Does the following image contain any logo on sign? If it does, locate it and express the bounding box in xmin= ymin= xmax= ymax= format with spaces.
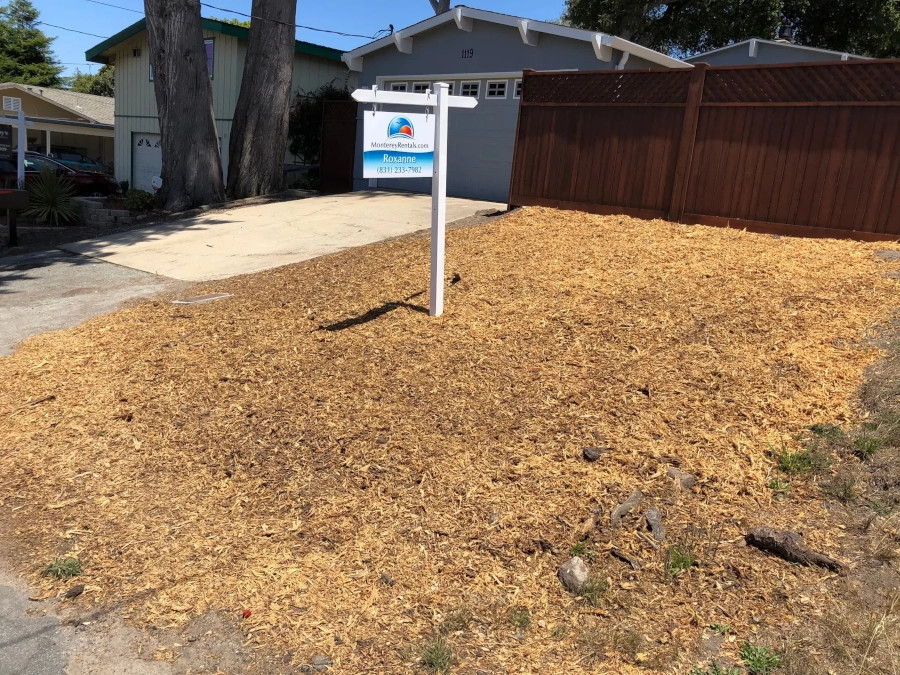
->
xmin=387 ymin=116 xmax=415 ymax=140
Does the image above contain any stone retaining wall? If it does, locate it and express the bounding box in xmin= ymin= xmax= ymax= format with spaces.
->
xmin=75 ymin=198 xmax=136 ymax=229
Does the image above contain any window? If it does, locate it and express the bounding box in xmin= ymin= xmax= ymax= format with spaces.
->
xmin=389 ymin=82 xmax=408 ymax=92
xmin=412 ymin=82 xmax=430 ymax=93
xmin=514 ymin=79 xmax=522 ymax=99
xmin=205 ymin=38 xmax=214 ymax=78
xmin=2 ymin=96 xmax=21 ymax=111
xmin=486 ymin=80 xmax=507 ymax=99
xmin=24 ymin=155 xmax=65 ymax=172
xmin=151 ymin=39 xmax=213 ymax=81
xmin=460 ymin=81 xmax=480 ymax=98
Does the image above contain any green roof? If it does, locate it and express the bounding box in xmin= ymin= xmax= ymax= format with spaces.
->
xmin=86 ymin=18 xmax=343 ymax=64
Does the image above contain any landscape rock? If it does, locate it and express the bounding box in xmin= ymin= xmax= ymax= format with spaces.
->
xmin=645 ymin=508 xmax=666 ymax=542
xmin=582 ymin=446 xmax=608 ymax=462
xmin=610 ymin=490 xmax=643 ymax=527
xmin=311 ymin=653 xmax=333 ymax=671
xmin=557 ymin=556 xmax=590 ymax=594
xmin=876 ymin=250 xmax=900 ymax=261
xmin=667 ymin=466 xmax=697 ymax=490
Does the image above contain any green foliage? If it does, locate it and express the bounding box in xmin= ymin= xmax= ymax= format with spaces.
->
xmin=709 ymin=623 xmax=731 ymax=635
xmin=853 ymin=432 xmax=881 ymax=459
xmin=563 ymin=0 xmax=900 ymax=58
xmin=509 ymin=606 xmax=532 ymax=630
xmin=23 ymin=166 xmax=78 ymax=225
xmin=421 ymin=635 xmax=452 ymax=672
xmin=208 ymin=15 xmax=251 ymax=28
xmin=740 ymin=643 xmax=783 ymax=674
xmin=287 ymin=80 xmax=353 ymax=164
xmin=0 ymin=0 xmax=63 ymax=86
xmin=579 ymin=575 xmax=608 ymax=606
xmin=665 ymin=542 xmax=697 ymax=576
xmin=69 ymin=64 xmax=114 ymax=97
xmin=42 ymin=557 xmax=82 ymax=579
xmin=768 ymin=477 xmax=791 ymax=492
xmin=775 ymin=445 xmax=830 ymax=474
xmin=807 ymin=423 xmax=846 ymax=443
xmin=124 ymin=188 xmax=157 ymax=212
xmin=689 ymin=663 xmax=742 ymax=675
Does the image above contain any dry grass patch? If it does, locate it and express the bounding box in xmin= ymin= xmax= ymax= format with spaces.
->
xmin=1 ymin=207 xmax=899 ymax=672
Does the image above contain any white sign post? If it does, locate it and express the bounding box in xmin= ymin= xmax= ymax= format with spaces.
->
xmin=352 ymin=84 xmax=477 ymax=317
xmin=0 ymin=108 xmax=32 ymax=186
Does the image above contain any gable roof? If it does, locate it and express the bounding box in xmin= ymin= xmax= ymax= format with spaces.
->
xmin=685 ymin=38 xmax=869 ymax=63
xmin=342 ymin=6 xmax=690 ymax=71
xmin=0 ymin=82 xmax=114 ymax=125
xmin=86 ymin=18 xmax=343 ymax=65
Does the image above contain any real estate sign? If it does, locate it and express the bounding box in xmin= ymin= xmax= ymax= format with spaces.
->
xmin=362 ymin=112 xmax=434 ymax=178
xmin=0 ymin=125 xmax=11 ymax=160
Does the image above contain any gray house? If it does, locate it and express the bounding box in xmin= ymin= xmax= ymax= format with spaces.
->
xmin=686 ymin=38 xmax=868 ymax=66
xmin=342 ymin=7 xmax=689 ymax=202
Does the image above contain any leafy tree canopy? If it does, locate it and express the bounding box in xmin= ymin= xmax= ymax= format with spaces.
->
xmin=0 ymin=0 xmax=63 ymax=86
xmin=69 ymin=64 xmax=114 ymax=97
xmin=208 ymin=15 xmax=251 ymax=28
xmin=563 ymin=0 xmax=900 ymax=57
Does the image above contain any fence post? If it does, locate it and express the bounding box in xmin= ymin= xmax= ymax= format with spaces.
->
xmin=507 ymin=68 xmax=535 ymax=210
xmin=668 ymin=62 xmax=708 ymax=223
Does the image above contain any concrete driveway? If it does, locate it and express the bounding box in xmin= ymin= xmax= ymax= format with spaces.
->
xmin=60 ymin=191 xmax=504 ymax=281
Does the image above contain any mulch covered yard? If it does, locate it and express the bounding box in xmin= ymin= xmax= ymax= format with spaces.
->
xmin=1 ymin=207 xmax=898 ymax=673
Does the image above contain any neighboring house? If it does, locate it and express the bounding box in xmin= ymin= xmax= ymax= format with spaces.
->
xmin=686 ymin=38 xmax=869 ymax=66
xmin=85 ymin=18 xmax=353 ymax=192
xmin=0 ymin=82 xmax=114 ymax=172
xmin=342 ymin=7 xmax=690 ymax=202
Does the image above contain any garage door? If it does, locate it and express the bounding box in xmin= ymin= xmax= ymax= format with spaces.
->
xmin=132 ymin=133 xmax=161 ymax=193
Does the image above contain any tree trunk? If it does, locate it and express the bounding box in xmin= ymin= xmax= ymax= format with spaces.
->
xmin=144 ymin=0 xmax=225 ymax=211
xmin=226 ymin=0 xmax=296 ymax=199
xmin=428 ymin=0 xmax=450 ymax=14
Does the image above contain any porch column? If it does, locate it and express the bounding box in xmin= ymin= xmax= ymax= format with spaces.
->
xmin=45 ymin=129 xmax=51 ymax=155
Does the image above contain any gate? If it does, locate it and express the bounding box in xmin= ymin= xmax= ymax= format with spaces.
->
xmin=320 ymin=100 xmax=358 ymax=194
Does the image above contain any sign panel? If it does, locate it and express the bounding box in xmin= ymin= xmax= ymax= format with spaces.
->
xmin=0 ymin=125 xmax=11 ymax=160
xmin=362 ymin=112 xmax=434 ymax=178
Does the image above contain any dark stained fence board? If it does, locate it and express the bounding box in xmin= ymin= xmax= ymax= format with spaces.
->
xmin=320 ymin=100 xmax=358 ymax=195
xmin=508 ymin=61 xmax=900 ymax=240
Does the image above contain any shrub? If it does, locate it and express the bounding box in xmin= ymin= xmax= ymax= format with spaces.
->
xmin=740 ymin=643 xmax=783 ymax=674
xmin=118 ymin=180 xmax=129 ymax=194
xmin=124 ymin=188 xmax=157 ymax=212
xmin=421 ymin=635 xmax=452 ymax=672
xmin=42 ymin=557 xmax=83 ymax=579
xmin=23 ymin=167 xmax=78 ymax=225
xmin=287 ymin=79 xmax=353 ymax=164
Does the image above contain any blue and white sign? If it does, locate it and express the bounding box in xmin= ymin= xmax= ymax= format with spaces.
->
xmin=362 ymin=111 xmax=434 ymax=178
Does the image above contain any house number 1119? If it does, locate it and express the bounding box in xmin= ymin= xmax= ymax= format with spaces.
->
xmin=461 ymin=48 xmax=474 ymax=59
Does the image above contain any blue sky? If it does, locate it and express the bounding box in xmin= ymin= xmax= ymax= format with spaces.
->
xmin=30 ymin=0 xmax=567 ymax=78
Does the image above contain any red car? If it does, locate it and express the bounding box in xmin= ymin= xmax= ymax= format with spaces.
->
xmin=0 ymin=151 xmax=119 ymax=196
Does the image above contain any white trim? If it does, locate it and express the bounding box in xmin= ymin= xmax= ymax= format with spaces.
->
xmin=685 ymin=37 xmax=869 ymax=62
xmin=388 ymin=81 xmax=408 ymax=92
xmin=485 ymin=79 xmax=508 ymax=99
xmin=412 ymin=81 xmax=431 ymax=93
xmin=841 ymin=53 xmax=849 ymax=61
xmin=616 ymin=52 xmax=630 ymax=70
xmin=393 ymin=31 xmax=413 ymax=54
xmin=517 ymin=20 xmax=540 ymax=47
xmin=453 ymin=6 xmax=473 ymax=32
xmin=459 ymin=80 xmax=480 ymax=99
xmin=376 ymin=71 xmax=523 ymax=85
xmin=513 ymin=78 xmax=522 ymax=99
xmin=341 ymin=7 xmax=691 ymax=71
xmin=748 ymin=38 xmax=758 ymax=58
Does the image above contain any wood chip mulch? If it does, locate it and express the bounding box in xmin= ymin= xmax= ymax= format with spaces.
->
xmin=1 ymin=207 xmax=898 ymax=673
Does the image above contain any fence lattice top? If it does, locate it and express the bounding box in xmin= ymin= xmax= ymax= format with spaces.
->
xmin=522 ymin=70 xmax=693 ymax=105
xmin=703 ymin=62 xmax=900 ymax=103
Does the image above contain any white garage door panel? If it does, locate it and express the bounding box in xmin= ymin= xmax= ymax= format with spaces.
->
xmin=132 ymin=133 xmax=162 ymax=193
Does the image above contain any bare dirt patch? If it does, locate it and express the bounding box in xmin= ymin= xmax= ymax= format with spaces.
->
xmin=1 ymin=207 xmax=900 ymax=673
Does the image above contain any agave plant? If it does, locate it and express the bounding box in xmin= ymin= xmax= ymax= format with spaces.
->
xmin=23 ymin=167 xmax=79 ymax=225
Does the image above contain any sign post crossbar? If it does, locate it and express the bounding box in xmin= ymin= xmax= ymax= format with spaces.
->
xmin=352 ymin=84 xmax=477 ymax=317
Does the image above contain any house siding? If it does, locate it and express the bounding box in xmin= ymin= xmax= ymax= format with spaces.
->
xmin=111 ymin=28 xmax=352 ymax=187
xmin=352 ymin=20 xmax=659 ymax=202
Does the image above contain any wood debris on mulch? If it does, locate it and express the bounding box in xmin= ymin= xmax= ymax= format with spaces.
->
xmin=1 ymin=207 xmax=899 ymax=672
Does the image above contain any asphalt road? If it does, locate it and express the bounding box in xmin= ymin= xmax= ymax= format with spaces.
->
xmin=0 ymin=250 xmax=183 ymax=356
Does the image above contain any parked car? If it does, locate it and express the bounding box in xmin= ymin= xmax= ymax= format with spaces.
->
xmin=0 ymin=152 xmax=119 ymax=196
xmin=48 ymin=149 xmax=109 ymax=174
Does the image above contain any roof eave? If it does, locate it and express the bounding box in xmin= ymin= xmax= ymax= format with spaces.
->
xmin=341 ymin=6 xmax=691 ymax=72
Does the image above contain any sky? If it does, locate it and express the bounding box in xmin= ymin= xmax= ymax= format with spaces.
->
xmin=30 ymin=0 xmax=567 ymax=78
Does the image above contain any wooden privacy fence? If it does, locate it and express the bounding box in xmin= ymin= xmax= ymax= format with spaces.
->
xmin=508 ymin=61 xmax=900 ymax=240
